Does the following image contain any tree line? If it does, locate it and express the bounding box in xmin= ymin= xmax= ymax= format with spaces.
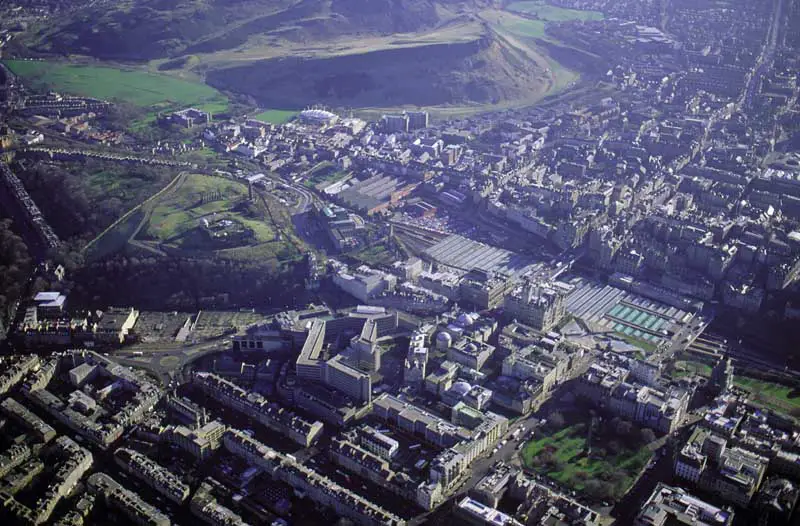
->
xmin=0 ymin=219 xmax=32 ymax=336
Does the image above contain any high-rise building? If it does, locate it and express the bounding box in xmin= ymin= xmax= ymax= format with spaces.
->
xmin=324 ymin=355 xmax=372 ymax=404
xmin=406 ymin=111 xmax=429 ymax=130
xmin=382 ymin=114 xmax=409 ymax=133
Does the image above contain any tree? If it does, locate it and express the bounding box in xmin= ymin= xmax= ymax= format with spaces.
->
xmin=0 ymin=219 xmax=32 ymax=330
xmin=614 ymin=419 xmax=633 ymax=437
xmin=539 ymin=450 xmax=556 ymax=467
xmin=584 ymin=479 xmax=611 ymax=501
xmin=640 ymin=428 xmax=657 ymax=444
xmin=548 ymin=411 xmax=566 ymax=430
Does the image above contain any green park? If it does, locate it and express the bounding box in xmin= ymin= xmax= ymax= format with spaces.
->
xmin=521 ymin=413 xmax=652 ymax=501
xmin=253 ymin=109 xmax=298 ymax=124
xmin=504 ymin=1 xmax=604 ymax=39
xmin=3 ymin=59 xmax=229 ymax=116
xmin=142 ymin=173 xmax=273 ymax=248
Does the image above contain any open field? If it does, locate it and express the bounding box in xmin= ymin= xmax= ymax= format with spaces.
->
xmin=668 ymin=358 xmax=800 ymax=417
xmin=253 ymin=109 xmax=298 ymax=124
xmin=119 ymin=172 xmax=305 ymax=264
xmin=304 ymin=170 xmax=349 ymax=190
xmin=303 ymin=162 xmax=350 ymax=189
xmin=84 ymin=209 xmax=145 ymax=262
xmin=477 ymin=10 xmax=579 ymax=95
xmin=498 ymin=4 xmax=602 ymax=41
xmin=614 ymin=332 xmax=659 ymax=354
xmin=495 ymin=1 xmax=604 ymax=91
xmin=349 ymin=243 xmax=395 ymax=267
xmin=672 ymin=360 xmax=713 ymax=378
xmin=142 ymin=174 xmax=273 ymax=249
xmin=734 ymin=376 xmax=800 ymax=414
xmin=521 ymin=421 xmax=651 ymax=500
xmin=507 ymin=1 xmax=604 ymax=23
xmin=165 ymin=16 xmax=486 ymax=68
xmin=3 ymin=60 xmax=229 ymax=116
xmin=16 ymin=158 xmax=180 ymax=247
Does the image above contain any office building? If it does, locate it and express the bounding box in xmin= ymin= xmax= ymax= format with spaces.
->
xmin=576 ymin=361 xmax=689 ymax=433
xmin=406 ymin=111 xmax=429 ymax=130
xmin=636 ymin=483 xmax=734 ymax=526
xmin=447 ymin=337 xmax=495 ymax=371
xmin=163 ymin=421 xmax=226 ymax=461
xmin=323 ymin=355 xmax=373 ymax=404
xmin=357 ymin=425 xmax=400 ymax=459
xmin=675 ymin=427 xmax=767 ymax=507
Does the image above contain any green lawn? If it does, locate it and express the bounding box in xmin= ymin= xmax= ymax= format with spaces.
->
xmin=144 ymin=174 xmax=273 ymax=246
xmin=502 ymin=1 xmax=604 ymax=42
xmin=351 ymin=243 xmax=393 ymax=266
xmin=304 ymin=161 xmax=350 ymax=189
xmin=85 ymin=209 xmax=145 ymax=262
xmin=253 ymin=109 xmax=297 ymax=124
xmin=178 ymin=147 xmax=219 ymax=160
xmin=507 ymin=1 xmax=604 ymax=22
xmin=3 ymin=59 xmax=229 ymax=115
xmin=672 ymin=360 xmax=713 ymax=378
xmin=521 ymin=423 xmax=651 ymax=500
xmin=614 ymin=332 xmax=659 ymax=354
xmin=734 ymin=376 xmax=800 ymax=414
xmin=503 ymin=18 xmax=549 ymax=38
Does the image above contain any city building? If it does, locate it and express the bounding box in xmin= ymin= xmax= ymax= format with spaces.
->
xmin=357 ymin=425 xmax=400 ymax=459
xmin=504 ymin=281 xmax=568 ymax=332
xmin=447 ymin=337 xmax=495 ymax=371
xmin=191 ymin=481 xmax=250 ymax=526
xmin=576 ymin=361 xmax=689 ymax=433
xmin=470 ymin=462 xmax=517 ymax=508
xmin=455 ymin=496 xmax=523 ymax=526
xmin=636 ymin=483 xmax=734 ymax=526
xmin=0 ymin=397 xmax=57 ymax=443
xmin=115 ymin=448 xmax=190 ymax=504
xmin=94 ymin=307 xmax=139 ymax=344
xmin=333 ymin=265 xmax=397 ymax=303
xmin=675 ymin=427 xmax=768 ymax=507
xmin=33 ymin=291 xmax=67 ymax=318
xmin=87 ymin=472 xmax=170 ymax=526
xmin=223 ymin=429 xmax=405 ymax=526
xmin=323 ymin=354 xmax=373 ymax=404
xmin=192 ymin=372 xmax=323 ymax=447
xmin=163 ymin=420 xmax=226 ymax=461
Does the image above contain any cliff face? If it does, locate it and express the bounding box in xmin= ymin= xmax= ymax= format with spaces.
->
xmin=35 ymin=0 xmax=496 ymax=60
xmin=206 ymin=34 xmax=549 ymax=108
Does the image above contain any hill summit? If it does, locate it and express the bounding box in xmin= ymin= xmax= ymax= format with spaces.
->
xmin=27 ymin=0 xmax=554 ymax=110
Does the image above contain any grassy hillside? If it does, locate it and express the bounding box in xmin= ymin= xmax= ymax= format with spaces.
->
xmin=15 ymin=0 xmax=561 ymax=114
xmin=3 ymin=60 xmax=229 ymax=118
xmin=507 ymin=1 xmax=604 ymax=22
xmin=135 ymin=173 xmax=281 ymax=252
xmin=31 ymin=0 xmax=481 ymax=61
xmin=14 ymin=159 xmax=180 ymax=243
